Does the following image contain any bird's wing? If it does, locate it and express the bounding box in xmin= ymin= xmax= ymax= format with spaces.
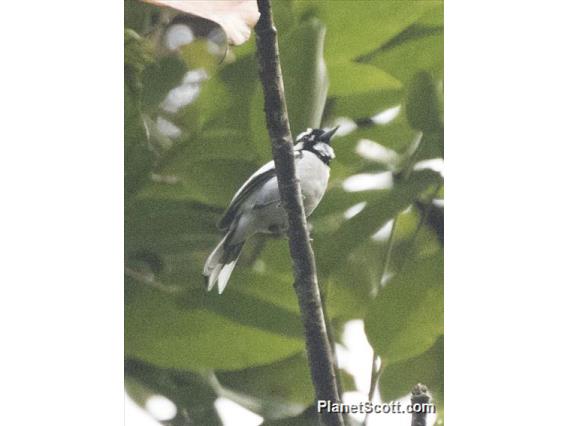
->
xmin=217 ymin=151 xmax=303 ymax=231
xmin=217 ymin=160 xmax=277 ymax=231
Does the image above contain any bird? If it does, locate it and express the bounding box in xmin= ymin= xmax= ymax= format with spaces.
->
xmin=203 ymin=126 xmax=339 ymax=294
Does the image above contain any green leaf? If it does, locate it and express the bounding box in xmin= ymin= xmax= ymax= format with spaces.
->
xmin=125 ymin=198 xmax=221 ymax=254
xmin=295 ymin=1 xmax=439 ymax=63
xmin=414 ymin=129 xmax=444 ymax=162
xmin=329 ymin=88 xmax=403 ymax=122
xmin=272 ymin=0 xmax=297 ymax=37
xmin=261 ymin=406 xmax=319 ymax=426
xmin=217 ymin=352 xmax=313 ymax=419
xmin=125 ymin=92 xmax=153 ymax=199
xmin=223 ymin=238 xmax=376 ymax=324
xmin=417 ymin=3 xmax=444 ymax=27
xmin=179 ymin=283 xmax=305 ymax=340
xmin=386 ymin=207 xmax=443 ymax=278
xmin=140 ymin=158 xmax=259 ymax=206
xmin=141 ymin=55 xmax=187 ymax=111
xmin=365 ymin=254 xmax=443 ymax=365
xmin=332 ymin=115 xmax=418 ymax=160
xmin=179 ymin=39 xmax=220 ymax=74
xmin=218 ymin=352 xmax=312 ymax=403
xmin=312 ymin=187 xmax=381 ymax=220
xmin=315 ymin=169 xmax=442 ymax=275
xmin=228 ymin=239 xmax=302 ymax=314
xmin=125 ymin=281 xmax=304 ymax=371
xmin=145 ymin=54 xmax=263 ymax=205
xmin=328 ymin=62 xmax=401 ymax=97
xmin=135 ymin=54 xmax=263 ymax=205
xmin=186 ymin=128 xmax=259 ymax=162
xmin=191 ymin=53 xmax=258 ymax=132
xmin=124 ymin=30 xmax=155 ymax=199
xmin=125 ymin=358 xmax=222 ymax=425
xmin=126 ymin=242 xmax=306 ymax=340
xmin=365 ymin=27 xmax=443 ymax=84
xmin=378 ymin=335 xmax=444 ymax=406
xmin=124 ymin=29 xmax=153 ymax=92
xmin=125 ymin=0 xmax=159 ymax=35
xmin=218 ymin=352 xmax=356 ymax=420
xmin=406 ymin=71 xmax=442 ymax=133
xmin=281 ymin=19 xmax=329 ymax=135
xmin=323 ymin=241 xmax=381 ymax=319
xmin=327 ymin=62 xmax=403 ymax=119
xmin=294 ymin=1 xmax=441 ymax=122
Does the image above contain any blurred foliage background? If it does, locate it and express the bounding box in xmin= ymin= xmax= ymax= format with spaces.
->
xmin=125 ymin=1 xmax=443 ymax=425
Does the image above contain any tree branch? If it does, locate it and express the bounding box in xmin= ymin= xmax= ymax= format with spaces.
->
xmin=254 ymin=1 xmax=343 ymax=425
xmin=410 ymin=383 xmax=431 ymax=426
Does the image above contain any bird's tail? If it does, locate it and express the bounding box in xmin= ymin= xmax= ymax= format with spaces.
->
xmin=203 ymin=232 xmax=244 ymax=294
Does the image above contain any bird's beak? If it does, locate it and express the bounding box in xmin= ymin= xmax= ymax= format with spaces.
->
xmin=321 ymin=126 xmax=340 ymax=144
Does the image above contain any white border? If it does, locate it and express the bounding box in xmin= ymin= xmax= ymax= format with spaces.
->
xmin=0 ymin=1 xmax=123 ymax=425
xmin=446 ymin=1 xmax=568 ymax=424
xmin=2 ymin=1 xmax=568 ymax=425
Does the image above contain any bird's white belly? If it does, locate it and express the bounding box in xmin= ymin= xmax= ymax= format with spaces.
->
xmin=233 ymin=151 xmax=330 ymax=242
xmin=296 ymin=151 xmax=330 ymax=215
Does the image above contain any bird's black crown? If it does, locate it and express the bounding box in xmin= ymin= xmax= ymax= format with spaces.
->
xmin=295 ymin=126 xmax=339 ymax=145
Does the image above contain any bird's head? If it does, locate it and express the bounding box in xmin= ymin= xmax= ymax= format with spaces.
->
xmin=295 ymin=126 xmax=339 ymax=164
xmin=295 ymin=126 xmax=339 ymax=145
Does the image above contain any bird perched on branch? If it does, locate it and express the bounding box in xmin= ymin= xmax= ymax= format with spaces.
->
xmin=203 ymin=126 xmax=339 ymax=293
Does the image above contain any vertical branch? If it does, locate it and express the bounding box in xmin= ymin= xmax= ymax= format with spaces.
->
xmin=365 ymin=133 xmax=429 ymax=425
xmin=411 ymin=384 xmax=430 ymax=426
xmin=254 ymin=1 xmax=344 ymax=425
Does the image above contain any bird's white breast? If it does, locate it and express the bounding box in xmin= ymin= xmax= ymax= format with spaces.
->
xmin=231 ymin=150 xmax=331 ymax=243
xmin=296 ymin=151 xmax=330 ymax=215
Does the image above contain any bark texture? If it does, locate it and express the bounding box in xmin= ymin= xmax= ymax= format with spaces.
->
xmin=254 ymin=1 xmax=343 ymax=425
xmin=411 ymin=383 xmax=431 ymax=426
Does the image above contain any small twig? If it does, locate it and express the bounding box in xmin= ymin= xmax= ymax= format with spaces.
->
xmin=362 ymin=357 xmax=382 ymax=425
xmin=124 ymin=266 xmax=183 ymax=294
xmin=410 ymin=383 xmax=430 ymax=426
xmin=254 ymin=1 xmax=343 ymax=425
xmin=377 ymin=132 xmax=424 ymax=290
xmin=401 ymin=132 xmax=424 ymax=180
xmin=378 ymin=216 xmax=399 ymax=288
xmin=363 ymin=217 xmax=398 ymax=425
xmin=367 ymin=357 xmax=379 ymax=403
xmin=365 ymin=133 xmax=428 ymax=425
xmin=320 ymin=293 xmax=344 ymax=395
